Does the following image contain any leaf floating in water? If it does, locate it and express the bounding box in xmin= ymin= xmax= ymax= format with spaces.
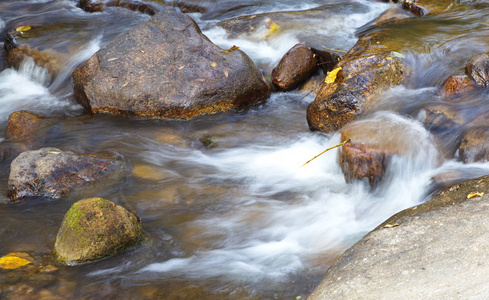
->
xmin=382 ymin=223 xmax=399 ymax=228
xmin=467 ymin=192 xmax=484 ymax=199
xmin=392 ymin=51 xmax=405 ymax=59
xmin=15 ymin=25 xmax=31 ymax=36
xmin=0 ymin=254 xmax=32 ymax=269
xmin=324 ymin=67 xmax=342 ymax=84
xmin=16 ymin=25 xmax=31 ymax=33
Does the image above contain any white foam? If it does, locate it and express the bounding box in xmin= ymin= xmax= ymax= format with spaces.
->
xmin=135 ymin=113 xmax=453 ymax=283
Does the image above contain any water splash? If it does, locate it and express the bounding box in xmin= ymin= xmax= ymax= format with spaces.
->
xmin=134 ymin=112 xmax=446 ymax=284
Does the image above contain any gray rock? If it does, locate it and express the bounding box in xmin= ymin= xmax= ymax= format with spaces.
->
xmin=309 ymin=174 xmax=489 ymax=299
xmin=8 ymin=147 xmax=126 ymax=201
xmin=72 ymin=10 xmax=270 ymax=120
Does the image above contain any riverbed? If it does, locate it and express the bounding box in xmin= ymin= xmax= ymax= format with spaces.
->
xmin=2 ymin=0 xmax=489 ymax=299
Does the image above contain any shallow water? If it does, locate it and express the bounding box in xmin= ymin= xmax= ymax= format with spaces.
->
xmin=2 ymin=0 xmax=489 ymax=299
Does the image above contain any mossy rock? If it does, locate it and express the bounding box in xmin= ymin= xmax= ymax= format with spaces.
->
xmin=54 ymin=198 xmax=143 ymax=265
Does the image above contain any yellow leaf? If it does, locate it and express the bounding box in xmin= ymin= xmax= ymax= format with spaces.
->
xmin=16 ymin=26 xmax=31 ymax=32
xmin=382 ymin=223 xmax=399 ymax=228
xmin=467 ymin=192 xmax=484 ymax=199
xmin=224 ymin=45 xmax=240 ymax=52
xmin=324 ymin=67 xmax=342 ymax=84
xmin=392 ymin=51 xmax=405 ymax=59
xmin=0 ymin=254 xmax=32 ymax=269
xmin=264 ymin=19 xmax=280 ymax=39
xmin=211 ymin=62 xmax=217 ymax=67
xmin=268 ymin=22 xmax=280 ymax=34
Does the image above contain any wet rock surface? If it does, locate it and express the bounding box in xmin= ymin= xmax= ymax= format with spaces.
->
xmin=310 ymin=48 xmax=341 ymax=73
xmin=54 ymin=197 xmax=143 ymax=264
xmin=78 ymin=0 xmax=160 ymax=15
xmin=6 ymin=111 xmax=55 ymax=140
xmin=420 ymin=104 xmax=466 ymax=132
xmin=272 ymin=44 xmax=318 ymax=91
xmin=466 ymin=52 xmax=489 ymax=88
xmin=339 ymin=113 xmax=437 ymax=187
xmin=440 ymin=74 xmax=477 ymax=99
xmin=8 ymin=147 xmax=126 ymax=201
xmin=309 ymin=174 xmax=489 ymax=299
xmin=307 ymin=43 xmax=405 ymax=132
xmin=72 ymin=10 xmax=270 ymax=120
xmin=459 ymin=126 xmax=489 ymax=163
xmin=217 ymin=3 xmax=370 ymax=49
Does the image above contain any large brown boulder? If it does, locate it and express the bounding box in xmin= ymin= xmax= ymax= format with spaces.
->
xmin=54 ymin=197 xmax=143 ymax=264
xmin=272 ymin=44 xmax=318 ymax=91
xmin=72 ymin=10 xmax=270 ymax=119
xmin=8 ymin=147 xmax=126 ymax=201
xmin=308 ymin=174 xmax=489 ymax=299
xmin=307 ymin=43 xmax=405 ymax=132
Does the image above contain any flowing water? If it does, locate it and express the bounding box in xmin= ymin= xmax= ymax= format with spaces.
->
xmin=2 ymin=0 xmax=489 ymax=299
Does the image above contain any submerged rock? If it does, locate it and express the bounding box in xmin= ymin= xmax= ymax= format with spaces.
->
xmin=466 ymin=52 xmax=489 ymax=88
xmin=309 ymin=174 xmax=489 ymax=299
xmin=54 ymin=197 xmax=143 ymax=264
xmin=8 ymin=147 xmax=126 ymax=201
xmin=420 ymin=104 xmax=466 ymax=132
xmin=272 ymin=44 xmax=318 ymax=91
xmin=72 ymin=10 xmax=270 ymax=120
xmin=6 ymin=111 xmax=55 ymax=140
xmin=458 ymin=126 xmax=489 ymax=163
xmin=217 ymin=3 xmax=370 ymax=49
xmin=78 ymin=0 xmax=160 ymax=15
xmin=339 ymin=113 xmax=437 ymax=187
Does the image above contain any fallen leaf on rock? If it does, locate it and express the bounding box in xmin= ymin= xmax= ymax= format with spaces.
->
xmin=382 ymin=223 xmax=399 ymax=228
xmin=211 ymin=62 xmax=217 ymax=67
xmin=324 ymin=67 xmax=342 ymax=84
xmin=225 ymin=45 xmax=239 ymax=52
xmin=0 ymin=253 xmax=32 ymax=269
xmin=467 ymin=192 xmax=484 ymax=199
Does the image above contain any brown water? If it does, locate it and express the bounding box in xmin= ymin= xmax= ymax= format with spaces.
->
xmin=2 ymin=0 xmax=489 ymax=299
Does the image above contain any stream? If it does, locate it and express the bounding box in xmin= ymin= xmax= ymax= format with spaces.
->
xmin=2 ymin=0 xmax=489 ymax=299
